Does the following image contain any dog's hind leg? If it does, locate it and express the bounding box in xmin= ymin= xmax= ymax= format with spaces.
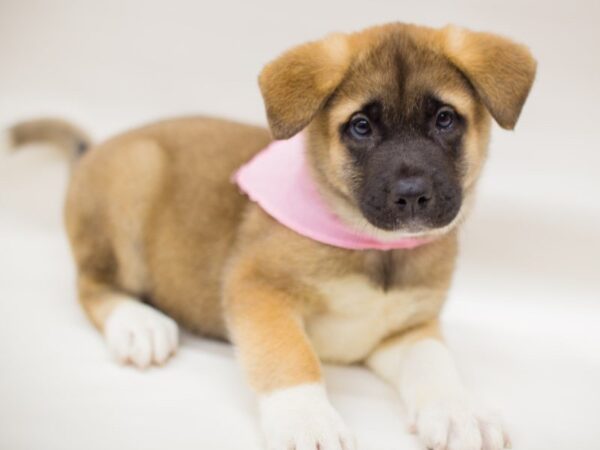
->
xmin=77 ymin=273 xmax=178 ymax=369
xmin=65 ymin=137 xmax=178 ymax=368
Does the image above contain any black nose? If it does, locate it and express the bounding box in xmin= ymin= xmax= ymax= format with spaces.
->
xmin=392 ymin=177 xmax=433 ymax=212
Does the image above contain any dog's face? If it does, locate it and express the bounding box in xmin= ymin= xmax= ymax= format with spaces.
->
xmin=259 ymin=24 xmax=536 ymax=238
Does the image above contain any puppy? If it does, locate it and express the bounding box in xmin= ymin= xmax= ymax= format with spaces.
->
xmin=7 ymin=23 xmax=536 ymax=450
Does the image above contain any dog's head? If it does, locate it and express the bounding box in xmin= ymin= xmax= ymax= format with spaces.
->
xmin=259 ymin=23 xmax=536 ymax=239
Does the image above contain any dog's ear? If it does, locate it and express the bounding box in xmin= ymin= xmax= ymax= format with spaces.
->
xmin=441 ymin=26 xmax=537 ymax=129
xmin=259 ymin=34 xmax=351 ymax=139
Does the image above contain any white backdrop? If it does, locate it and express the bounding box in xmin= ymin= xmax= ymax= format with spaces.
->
xmin=1 ymin=1 xmax=599 ymax=449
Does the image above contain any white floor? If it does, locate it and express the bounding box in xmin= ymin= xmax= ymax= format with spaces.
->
xmin=1 ymin=1 xmax=599 ymax=449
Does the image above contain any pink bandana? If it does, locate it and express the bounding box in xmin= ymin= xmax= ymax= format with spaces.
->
xmin=233 ymin=133 xmax=431 ymax=250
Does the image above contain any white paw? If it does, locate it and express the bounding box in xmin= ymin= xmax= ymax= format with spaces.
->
xmin=259 ymin=383 xmax=355 ymax=450
xmin=104 ymin=299 xmax=178 ymax=368
xmin=411 ymin=400 xmax=509 ymax=450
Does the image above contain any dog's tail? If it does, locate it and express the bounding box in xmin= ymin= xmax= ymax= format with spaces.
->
xmin=1 ymin=118 xmax=92 ymax=159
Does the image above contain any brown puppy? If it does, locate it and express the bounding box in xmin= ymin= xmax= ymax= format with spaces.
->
xmin=7 ymin=23 xmax=535 ymax=450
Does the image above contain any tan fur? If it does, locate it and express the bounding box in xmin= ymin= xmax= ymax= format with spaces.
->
xmin=8 ymin=23 xmax=536 ymax=396
xmin=259 ymin=33 xmax=353 ymax=139
xmin=64 ymin=117 xmax=272 ymax=339
xmin=224 ymin=250 xmax=322 ymax=391
xmin=9 ymin=117 xmax=91 ymax=155
xmin=440 ymin=25 xmax=537 ymax=129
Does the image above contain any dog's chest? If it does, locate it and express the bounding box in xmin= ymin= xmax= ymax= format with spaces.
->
xmin=305 ymin=275 xmax=442 ymax=363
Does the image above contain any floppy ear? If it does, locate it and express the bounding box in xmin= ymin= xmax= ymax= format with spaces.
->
xmin=258 ymin=33 xmax=352 ymax=139
xmin=441 ymin=26 xmax=537 ymax=129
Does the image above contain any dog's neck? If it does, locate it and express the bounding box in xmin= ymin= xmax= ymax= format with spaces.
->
xmin=233 ymin=132 xmax=432 ymax=251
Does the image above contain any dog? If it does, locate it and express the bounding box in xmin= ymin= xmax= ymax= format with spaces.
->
xmin=6 ymin=22 xmax=536 ymax=450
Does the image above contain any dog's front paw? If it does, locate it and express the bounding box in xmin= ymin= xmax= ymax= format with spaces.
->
xmin=411 ymin=399 xmax=509 ymax=450
xmin=104 ymin=299 xmax=179 ymax=368
xmin=259 ymin=383 xmax=355 ymax=450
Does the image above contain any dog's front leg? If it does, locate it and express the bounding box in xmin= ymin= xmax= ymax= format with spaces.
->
xmin=366 ymin=321 xmax=509 ymax=450
xmin=224 ymin=273 xmax=355 ymax=450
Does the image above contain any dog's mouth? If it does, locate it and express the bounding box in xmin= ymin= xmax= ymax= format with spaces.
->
xmin=323 ymin=183 xmax=465 ymax=243
xmin=357 ymin=180 xmax=463 ymax=234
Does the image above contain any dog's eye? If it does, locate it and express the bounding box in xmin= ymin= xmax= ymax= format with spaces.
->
xmin=435 ymin=107 xmax=455 ymax=130
xmin=349 ymin=114 xmax=372 ymax=139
